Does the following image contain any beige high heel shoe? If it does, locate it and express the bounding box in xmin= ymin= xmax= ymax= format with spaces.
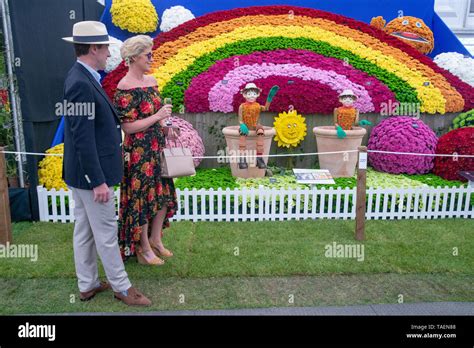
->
xmin=136 ymin=247 xmax=165 ymax=266
xmin=149 ymin=241 xmax=174 ymax=258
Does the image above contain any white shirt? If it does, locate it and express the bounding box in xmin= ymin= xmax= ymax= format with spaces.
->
xmin=77 ymin=59 xmax=101 ymax=85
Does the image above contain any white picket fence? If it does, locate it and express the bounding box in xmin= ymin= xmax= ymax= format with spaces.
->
xmin=36 ymin=185 xmax=473 ymax=223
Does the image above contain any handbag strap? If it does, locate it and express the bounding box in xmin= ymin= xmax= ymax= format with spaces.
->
xmin=165 ymin=127 xmax=185 ymax=148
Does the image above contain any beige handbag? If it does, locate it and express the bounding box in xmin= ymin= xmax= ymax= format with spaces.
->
xmin=160 ymin=127 xmax=196 ymax=178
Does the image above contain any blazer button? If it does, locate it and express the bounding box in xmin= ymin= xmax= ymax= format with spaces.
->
xmin=117 ymin=125 xmax=121 ymax=129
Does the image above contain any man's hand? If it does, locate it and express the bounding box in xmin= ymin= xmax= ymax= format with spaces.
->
xmin=93 ymin=183 xmax=110 ymax=203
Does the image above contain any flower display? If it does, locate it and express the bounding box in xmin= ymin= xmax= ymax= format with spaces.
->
xmin=175 ymin=167 xmax=461 ymax=190
xmin=450 ymin=109 xmax=474 ymax=130
xmin=160 ymin=6 xmax=195 ymax=33
xmin=434 ymin=52 xmax=474 ymax=87
xmin=273 ymin=110 xmax=307 ymax=148
xmin=105 ymin=36 xmax=123 ymax=73
xmin=38 ymin=143 xmax=67 ymax=191
xmin=173 ymin=40 xmax=408 ymax=114
xmin=370 ymin=16 xmax=434 ymax=54
xmin=165 ymin=116 xmax=205 ymax=167
xmin=403 ymin=173 xmax=465 ymax=188
xmin=103 ymin=6 xmax=474 ymax=114
xmin=175 ymin=167 xmax=238 ymax=190
xmin=368 ymin=116 xmax=438 ymax=174
xmin=208 ymin=63 xmax=374 ymax=113
xmin=433 ymin=127 xmax=474 ymax=182
xmin=365 ymin=168 xmax=428 ymax=188
xmin=184 ymin=49 xmax=394 ymax=114
xmin=110 ymin=0 xmax=158 ymax=34
xmin=232 ymin=77 xmax=340 ymax=115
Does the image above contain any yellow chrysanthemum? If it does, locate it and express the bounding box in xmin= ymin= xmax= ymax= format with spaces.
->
xmin=110 ymin=0 xmax=158 ymax=34
xmin=274 ymin=110 xmax=307 ymax=148
xmin=38 ymin=143 xmax=67 ymax=191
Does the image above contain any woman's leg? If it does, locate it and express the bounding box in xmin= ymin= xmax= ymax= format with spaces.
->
xmin=138 ymin=223 xmax=157 ymax=262
xmin=149 ymin=205 xmax=169 ymax=251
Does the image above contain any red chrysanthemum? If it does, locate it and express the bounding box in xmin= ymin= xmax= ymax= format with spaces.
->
xmin=433 ymin=127 xmax=474 ymax=181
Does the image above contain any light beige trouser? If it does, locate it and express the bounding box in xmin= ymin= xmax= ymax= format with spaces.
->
xmin=70 ymin=187 xmax=132 ymax=293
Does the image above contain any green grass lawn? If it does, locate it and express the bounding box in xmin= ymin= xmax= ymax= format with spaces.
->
xmin=0 ymin=219 xmax=473 ymax=314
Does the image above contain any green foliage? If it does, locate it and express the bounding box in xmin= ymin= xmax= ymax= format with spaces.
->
xmin=450 ymin=109 xmax=474 ymax=131
xmin=175 ymin=167 xmax=239 ymax=190
xmin=403 ymin=173 xmax=465 ymax=188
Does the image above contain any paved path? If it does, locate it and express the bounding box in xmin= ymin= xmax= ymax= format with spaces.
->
xmin=52 ymin=302 xmax=474 ymax=316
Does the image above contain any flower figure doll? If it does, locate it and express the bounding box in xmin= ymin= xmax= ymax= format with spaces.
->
xmin=334 ymin=89 xmax=371 ymax=139
xmin=238 ymin=83 xmax=279 ymax=169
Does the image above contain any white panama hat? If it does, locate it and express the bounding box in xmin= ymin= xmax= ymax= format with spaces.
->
xmin=339 ymin=89 xmax=357 ymax=99
xmin=62 ymin=21 xmax=116 ymax=44
xmin=240 ymin=83 xmax=262 ymax=94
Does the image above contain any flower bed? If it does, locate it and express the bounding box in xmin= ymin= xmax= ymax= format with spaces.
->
xmin=368 ymin=116 xmax=438 ymax=175
xmin=175 ymin=167 xmax=459 ymax=190
xmin=103 ymin=5 xmax=474 ymax=114
xmin=110 ymin=0 xmax=158 ymax=33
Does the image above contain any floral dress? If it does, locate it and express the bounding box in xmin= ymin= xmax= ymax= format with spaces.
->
xmin=113 ymin=86 xmax=177 ymax=260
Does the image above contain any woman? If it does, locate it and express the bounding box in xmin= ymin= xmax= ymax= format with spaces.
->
xmin=113 ymin=35 xmax=177 ymax=266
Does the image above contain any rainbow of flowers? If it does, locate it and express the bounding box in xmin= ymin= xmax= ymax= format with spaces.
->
xmin=103 ymin=5 xmax=474 ymax=115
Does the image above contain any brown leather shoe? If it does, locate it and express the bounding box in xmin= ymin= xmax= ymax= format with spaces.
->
xmin=80 ymin=281 xmax=111 ymax=301
xmin=114 ymin=287 xmax=152 ymax=307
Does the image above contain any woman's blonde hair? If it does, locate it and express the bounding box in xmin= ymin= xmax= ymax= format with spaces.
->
xmin=120 ymin=35 xmax=153 ymax=66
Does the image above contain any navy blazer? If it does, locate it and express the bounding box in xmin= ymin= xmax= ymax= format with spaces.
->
xmin=62 ymin=62 xmax=123 ymax=190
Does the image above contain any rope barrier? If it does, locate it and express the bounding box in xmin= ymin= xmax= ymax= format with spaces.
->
xmin=1 ymin=149 xmax=473 ymax=159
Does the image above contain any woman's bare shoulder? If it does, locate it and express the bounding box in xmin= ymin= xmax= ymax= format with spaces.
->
xmin=145 ymin=74 xmax=158 ymax=86
xmin=117 ymin=76 xmax=135 ymax=90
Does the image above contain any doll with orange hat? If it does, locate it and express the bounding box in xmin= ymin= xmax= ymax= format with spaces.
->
xmin=238 ymin=83 xmax=279 ymax=169
xmin=334 ymin=90 xmax=371 ymax=138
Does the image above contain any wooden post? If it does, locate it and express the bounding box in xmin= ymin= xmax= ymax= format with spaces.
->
xmin=355 ymin=146 xmax=367 ymax=241
xmin=0 ymin=147 xmax=12 ymax=245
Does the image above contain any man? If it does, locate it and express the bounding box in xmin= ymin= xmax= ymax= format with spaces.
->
xmin=62 ymin=21 xmax=150 ymax=306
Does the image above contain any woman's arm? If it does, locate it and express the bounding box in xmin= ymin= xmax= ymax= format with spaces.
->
xmin=122 ymin=105 xmax=172 ymax=134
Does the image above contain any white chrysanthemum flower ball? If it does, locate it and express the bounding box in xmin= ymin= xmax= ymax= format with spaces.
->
xmin=434 ymin=52 xmax=474 ymax=87
xmin=105 ymin=36 xmax=124 ymax=73
xmin=160 ymin=6 xmax=195 ymax=32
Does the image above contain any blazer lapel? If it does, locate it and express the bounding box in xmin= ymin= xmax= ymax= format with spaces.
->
xmin=75 ymin=62 xmax=121 ymax=123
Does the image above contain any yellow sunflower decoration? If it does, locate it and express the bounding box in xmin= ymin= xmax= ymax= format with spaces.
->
xmin=111 ymin=0 xmax=159 ymax=34
xmin=38 ymin=143 xmax=67 ymax=191
xmin=273 ymin=110 xmax=307 ymax=148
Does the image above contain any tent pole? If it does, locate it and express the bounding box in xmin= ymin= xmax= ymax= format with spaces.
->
xmin=1 ymin=0 xmax=25 ymax=188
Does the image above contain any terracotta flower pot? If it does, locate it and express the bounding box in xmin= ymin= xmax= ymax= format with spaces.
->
xmin=313 ymin=126 xmax=366 ymax=178
xmin=222 ymin=126 xmax=276 ymax=178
